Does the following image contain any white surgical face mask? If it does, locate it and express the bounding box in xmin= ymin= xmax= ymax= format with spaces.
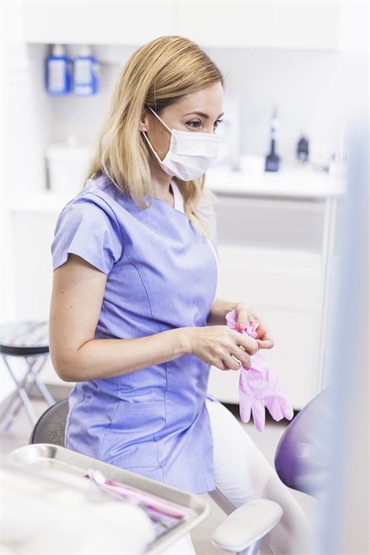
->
xmin=142 ymin=107 xmax=220 ymax=181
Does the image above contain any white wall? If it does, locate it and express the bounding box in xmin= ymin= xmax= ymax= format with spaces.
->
xmin=44 ymin=46 xmax=366 ymax=173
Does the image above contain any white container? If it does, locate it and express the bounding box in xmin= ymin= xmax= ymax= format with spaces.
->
xmin=46 ymin=138 xmax=90 ymax=196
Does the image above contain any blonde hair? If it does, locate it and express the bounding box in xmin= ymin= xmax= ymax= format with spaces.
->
xmin=87 ymin=35 xmax=224 ymax=236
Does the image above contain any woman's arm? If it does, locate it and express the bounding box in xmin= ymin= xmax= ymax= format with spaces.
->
xmin=49 ymin=255 xmax=259 ymax=382
xmin=207 ymin=298 xmax=274 ymax=350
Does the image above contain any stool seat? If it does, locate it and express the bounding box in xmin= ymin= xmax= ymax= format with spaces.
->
xmin=0 ymin=321 xmax=49 ymax=356
xmin=0 ymin=321 xmax=54 ymax=432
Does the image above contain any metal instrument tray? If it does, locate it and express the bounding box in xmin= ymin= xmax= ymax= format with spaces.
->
xmin=11 ymin=443 xmax=210 ymax=554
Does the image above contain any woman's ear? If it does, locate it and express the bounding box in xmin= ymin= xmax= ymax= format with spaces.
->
xmin=139 ymin=108 xmax=149 ymax=132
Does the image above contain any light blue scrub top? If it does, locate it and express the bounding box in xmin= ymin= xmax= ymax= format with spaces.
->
xmin=51 ymin=176 xmax=219 ymax=494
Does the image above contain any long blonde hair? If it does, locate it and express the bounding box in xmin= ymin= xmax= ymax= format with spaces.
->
xmin=87 ymin=36 xmax=224 ymax=235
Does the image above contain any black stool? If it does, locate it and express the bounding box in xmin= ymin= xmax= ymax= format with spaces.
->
xmin=0 ymin=321 xmax=55 ymax=432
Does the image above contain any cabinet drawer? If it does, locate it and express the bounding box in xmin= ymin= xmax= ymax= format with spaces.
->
xmin=215 ymin=195 xmax=325 ymax=252
xmin=217 ymin=246 xmax=322 ymax=310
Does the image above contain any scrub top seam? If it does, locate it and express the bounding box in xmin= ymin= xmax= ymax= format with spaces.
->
xmin=97 ymin=392 xmax=120 ymax=461
xmin=123 ymin=254 xmax=169 ymax=479
xmin=153 ymin=360 xmax=168 ymax=482
xmin=123 ymin=252 xmax=157 ymax=326
xmin=65 ymin=393 xmax=85 ymax=443
xmin=83 ymin=190 xmax=125 ymax=264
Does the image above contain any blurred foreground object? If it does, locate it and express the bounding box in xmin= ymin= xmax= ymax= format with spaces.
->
xmin=276 ymin=121 xmax=368 ymax=554
xmin=1 ymin=455 xmax=155 ymax=555
xmin=319 ymin=122 xmax=369 ymax=555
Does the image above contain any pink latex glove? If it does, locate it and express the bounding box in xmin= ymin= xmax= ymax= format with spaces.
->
xmin=226 ymin=310 xmax=294 ymax=432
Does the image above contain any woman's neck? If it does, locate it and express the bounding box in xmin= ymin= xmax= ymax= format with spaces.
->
xmin=149 ymin=161 xmax=174 ymax=207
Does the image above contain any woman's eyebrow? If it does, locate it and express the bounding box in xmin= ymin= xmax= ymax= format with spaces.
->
xmin=184 ymin=111 xmax=224 ymax=119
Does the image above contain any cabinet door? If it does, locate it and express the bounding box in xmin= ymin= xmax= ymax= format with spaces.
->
xmin=21 ymin=1 xmax=174 ymax=45
xmin=207 ymin=246 xmax=322 ymax=409
xmin=174 ymin=1 xmax=342 ymax=50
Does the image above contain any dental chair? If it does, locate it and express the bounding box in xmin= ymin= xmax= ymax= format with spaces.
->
xmin=274 ymin=387 xmax=333 ymax=497
xmin=28 ymin=398 xmax=284 ymax=555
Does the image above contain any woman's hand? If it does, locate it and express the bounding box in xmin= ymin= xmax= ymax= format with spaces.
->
xmin=188 ymin=326 xmax=259 ymax=371
xmin=234 ymin=303 xmax=274 ymax=351
xmin=207 ymin=299 xmax=274 ymax=352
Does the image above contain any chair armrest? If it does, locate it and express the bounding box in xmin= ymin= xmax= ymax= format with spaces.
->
xmin=212 ymin=499 xmax=283 ymax=553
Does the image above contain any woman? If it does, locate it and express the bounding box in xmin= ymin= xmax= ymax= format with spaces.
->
xmin=50 ymin=36 xmax=311 ymax=554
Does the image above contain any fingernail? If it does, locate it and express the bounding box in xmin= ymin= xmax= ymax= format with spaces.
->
xmin=237 ymin=322 xmax=245 ymax=331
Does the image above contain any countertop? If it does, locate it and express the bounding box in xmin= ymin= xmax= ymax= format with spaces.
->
xmin=11 ymin=166 xmax=346 ymax=213
xmin=206 ymin=165 xmax=346 ymax=198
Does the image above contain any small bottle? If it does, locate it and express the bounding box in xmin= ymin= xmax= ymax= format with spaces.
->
xmin=73 ymin=46 xmax=99 ymax=96
xmin=46 ymin=44 xmax=71 ymax=96
xmin=297 ymin=135 xmax=309 ymax=162
xmin=265 ymin=105 xmax=280 ymax=172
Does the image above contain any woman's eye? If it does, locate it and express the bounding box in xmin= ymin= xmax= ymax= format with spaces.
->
xmin=214 ymin=118 xmax=223 ymax=129
xmin=186 ymin=120 xmax=202 ymax=129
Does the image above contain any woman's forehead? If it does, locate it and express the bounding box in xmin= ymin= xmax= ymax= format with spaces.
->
xmin=169 ymin=83 xmax=224 ymax=117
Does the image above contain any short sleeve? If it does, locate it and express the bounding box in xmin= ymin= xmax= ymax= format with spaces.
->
xmin=51 ymin=196 xmax=123 ymax=274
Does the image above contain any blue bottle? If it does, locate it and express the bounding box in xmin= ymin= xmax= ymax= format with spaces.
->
xmin=46 ymin=44 xmax=71 ymax=96
xmin=73 ymin=46 xmax=99 ymax=96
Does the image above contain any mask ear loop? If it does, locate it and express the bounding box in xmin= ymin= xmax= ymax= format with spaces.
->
xmin=147 ymin=106 xmax=173 ymax=135
xmin=142 ymin=106 xmax=174 ymax=164
xmin=142 ymin=130 xmax=161 ymax=161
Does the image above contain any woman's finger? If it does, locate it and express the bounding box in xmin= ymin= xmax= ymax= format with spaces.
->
xmin=256 ymin=337 xmax=274 ymax=350
xmin=255 ymin=326 xmax=274 ymax=349
xmin=218 ymin=354 xmax=240 ymax=371
xmin=232 ymin=331 xmax=258 ymax=356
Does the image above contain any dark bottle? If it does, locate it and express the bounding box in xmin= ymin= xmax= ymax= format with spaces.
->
xmin=297 ymin=136 xmax=309 ymax=162
xmin=265 ymin=106 xmax=280 ymax=172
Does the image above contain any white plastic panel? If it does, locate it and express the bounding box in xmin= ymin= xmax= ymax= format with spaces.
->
xmin=174 ymin=1 xmax=343 ymax=50
xmin=21 ymin=2 xmax=174 ymax=45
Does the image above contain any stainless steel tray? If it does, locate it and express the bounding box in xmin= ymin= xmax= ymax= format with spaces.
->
xmin=11 ymin=444 xmax=210 ymax=554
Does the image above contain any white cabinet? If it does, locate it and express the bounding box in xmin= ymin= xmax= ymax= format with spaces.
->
xmin=20 ymin=1 xmax=344 ymax=50
xmin=206 ymin=189 xmax=334 ymax=409
xmin=174 ymin=1 xmax=343 ymax=50
xmin=21 ymin=1 xmax=174 ymax=45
